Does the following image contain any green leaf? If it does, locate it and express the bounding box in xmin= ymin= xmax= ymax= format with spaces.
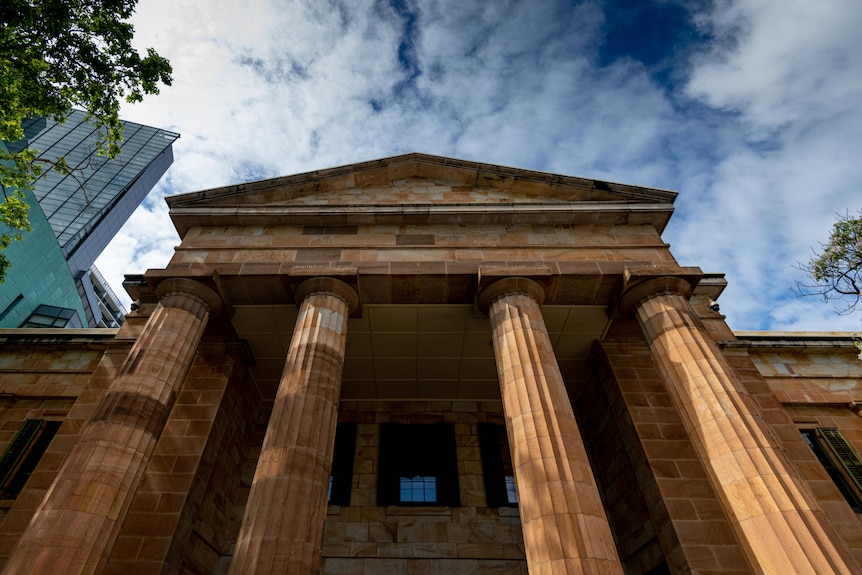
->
xmin=0 ymin=0 xmax=171 ymax=283
xmin=799 ymin=211 xmax=862 ymax=316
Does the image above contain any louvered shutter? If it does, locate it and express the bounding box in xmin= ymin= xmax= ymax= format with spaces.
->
xmin=817 ymin=428 xmax=862 ymax=491
xmin=0 ymin=420 xmax=44 ymax=491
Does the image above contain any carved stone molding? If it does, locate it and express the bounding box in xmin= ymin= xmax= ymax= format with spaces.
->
xmin=477 ymin=276 xmax=546 ymax=314
xmin=154 ymin=277 xmax=223 ymax=317
xmin=294 ymin=276 xmax=360 ymax=315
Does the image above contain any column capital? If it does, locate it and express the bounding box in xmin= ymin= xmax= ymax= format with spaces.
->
xmin=617 ymin=267 xmax=702 ymax=317
xmin=155 ymin=278 xmax=223 ymax=317
xmin=294 ymin=277 xmax=359 ymax=314
xmin=477 ymin=276 xmax=545 ymax=314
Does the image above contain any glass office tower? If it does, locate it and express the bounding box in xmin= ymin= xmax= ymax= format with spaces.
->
xmin=0 ymin=111 xmax=179 ymax=328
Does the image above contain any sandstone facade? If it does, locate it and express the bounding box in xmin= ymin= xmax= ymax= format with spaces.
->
xmin=0 ymin=154 xmax=861 ymax=574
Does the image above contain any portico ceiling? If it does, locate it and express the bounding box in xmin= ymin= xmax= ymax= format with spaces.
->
xmin=231 ymin=303 xmax=609 ymax=400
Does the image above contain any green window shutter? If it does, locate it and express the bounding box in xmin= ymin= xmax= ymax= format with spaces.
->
xmin=817 ymin=428 xmax=862 ymax=491
xmin=0 ymin=420 xmax=45 ymax=490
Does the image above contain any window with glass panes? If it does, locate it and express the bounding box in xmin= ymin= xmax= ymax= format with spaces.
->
xmin=377 ymin=422 xmax=460 ymax=507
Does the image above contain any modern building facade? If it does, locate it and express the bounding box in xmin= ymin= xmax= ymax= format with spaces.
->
xmin=0 ymin=154 xmax=861 ymax=574
xmin=0 ymin=111 xmax=179 ymax=328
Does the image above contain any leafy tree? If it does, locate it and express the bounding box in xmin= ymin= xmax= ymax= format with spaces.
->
xmin=799 ymin=211 xmax=862 ymax=313
xmin=0 ymin=0 xmax=172 ymax=281
xmin=798 ymin=211 xmax=862 ymax=357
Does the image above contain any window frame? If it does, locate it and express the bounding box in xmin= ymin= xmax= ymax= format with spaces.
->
xmin=801 ymin=427 xmax=862 ymax=513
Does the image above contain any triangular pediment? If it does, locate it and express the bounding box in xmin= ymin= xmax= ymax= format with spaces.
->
xmin=167 ymin=153 xmax=677 ymax=209
xmin=188 ymin=176 xmax=596 ymax=207
xmin=166 ymin=153 xmax=678 ymax=237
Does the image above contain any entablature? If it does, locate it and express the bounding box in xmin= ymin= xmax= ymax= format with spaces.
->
xmin=168 ymin=202 xmax=675 ymax=238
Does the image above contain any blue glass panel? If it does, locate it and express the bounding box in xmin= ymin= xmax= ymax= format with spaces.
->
xmin=505 ymin=475 xmax=518 ymax=504
xmin=399 ymin=476 xmax=437 ymax=503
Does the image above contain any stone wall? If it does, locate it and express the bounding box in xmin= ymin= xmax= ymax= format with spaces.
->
xmin=0 ymin=331 xmax=123 ymax=564
xmin=4 ymin=323 xmax=862 ymax=574
xmin=171 ymin=220 xmax=674 ymax=268
xmin=323 ymin=400 xmax=527 ymax=575
xmin=592 ymin=329 xmax=750 ymax=574
xmin=739 ymin=339 xmax=862 ymax=564
xmin=102 ymin=335 xmax=261 ymax=574
xmin=175 ymin=356 xmax=265 ymax=575
xmin=577 ymin=344 xmax=672 ymax=575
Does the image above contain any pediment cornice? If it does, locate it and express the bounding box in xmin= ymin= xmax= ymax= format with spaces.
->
xmin=166 ymin=153 xmax=677 ymax=236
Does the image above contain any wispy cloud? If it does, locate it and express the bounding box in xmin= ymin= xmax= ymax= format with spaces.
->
xmin=97 ymin=0 xmax=862 ymax=332
xmin=671 ymin=0 xmax=862 ymax=329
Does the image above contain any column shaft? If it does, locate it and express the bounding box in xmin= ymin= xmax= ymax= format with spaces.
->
xmin=635 ymin=292 xmax=861 ymax=574
xmin=486 ymin=283 xmax=623 ymax=575
xmin=230 ymin=283 xmax=353 ymax=575
xmin=3 ymin=280 xmax=219 ymax=575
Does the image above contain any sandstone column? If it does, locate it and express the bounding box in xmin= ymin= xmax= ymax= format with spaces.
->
xmin=230 ymin=277 xmax=358 ymax=575
xmin=3 ymin=278 xmax=222 ymax=575
xmin=479 ymin=278 xmax=624 ymax=575
xmin=622 ymin=275 xmax=862 ymax=574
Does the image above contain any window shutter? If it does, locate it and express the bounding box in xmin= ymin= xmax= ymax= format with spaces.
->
xmin=0 ymin=420 xmax=44 ymax=489
xmin=817 ymin=428 xmax=862 ymax=491
xmin=478 ymin=423 xmax=508 ymax=507
xmin=0 ymin=419 xmax=60 ymax=499
xmin=329 ymin=423 xmax=357 ymax=506
xmin=435 ymin=423 xmax=461 ymax=507
xmin=377 ymin=422 xmax=401 ymax=506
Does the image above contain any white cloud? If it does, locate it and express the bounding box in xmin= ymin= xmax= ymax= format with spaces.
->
xmin=687 ymin=0 xmax=862 ymax=131
xmin=669 ymin=0 xmax=862 ymax=330
xmin=95 ymin=0 xmax=862 ymax=334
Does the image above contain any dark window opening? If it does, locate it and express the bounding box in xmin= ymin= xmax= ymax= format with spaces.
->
xmin=802 ymin=428 xmax=862 ymax=513
xmin=328 ymin=422 xmax=357 ymax=506
xmin=0 ymin=419 xmax=61 ymax=499
xmin=478 ymin=422 xmax=518 ymax=507
xmin=377 ymin=422 xmax=460 ymax=507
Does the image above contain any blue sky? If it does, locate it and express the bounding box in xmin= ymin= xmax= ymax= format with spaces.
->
xmin=98 ymin=0 xmax=862 ymax=332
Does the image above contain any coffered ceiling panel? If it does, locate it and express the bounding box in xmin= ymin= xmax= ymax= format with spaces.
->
xmin=231 ymin=303 xmax=608 ymax=400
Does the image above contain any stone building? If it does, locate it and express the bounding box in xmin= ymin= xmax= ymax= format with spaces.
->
xmin=0 ymin=153 xmax=861 ymax=574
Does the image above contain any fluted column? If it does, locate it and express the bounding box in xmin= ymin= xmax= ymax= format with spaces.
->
xmin=3 ymin=278 xmax=222 ymax=575
xmin=622 ymin=276 xmax=862 ymax=574
xmin=230 ymin=277 xmax=358 ymax=575
xmin=479 ymin=278 xmax=623 ymax=575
